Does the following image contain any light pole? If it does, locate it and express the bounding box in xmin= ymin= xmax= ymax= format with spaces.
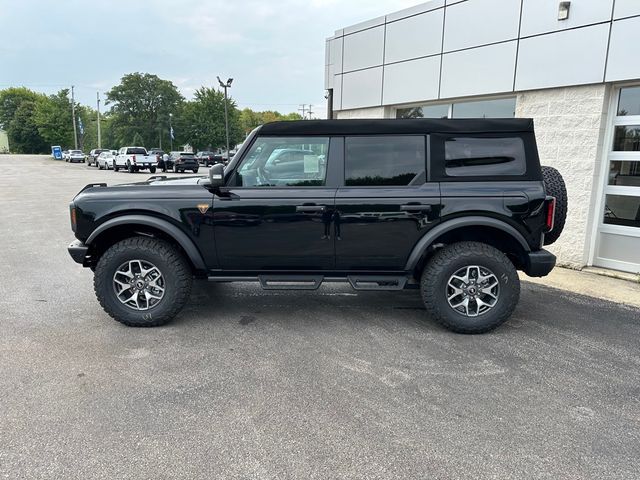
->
xmin=169 ymin=113 xmax=173 ymax=151
xmin=217 ymin=76 xmax=233 ymax=159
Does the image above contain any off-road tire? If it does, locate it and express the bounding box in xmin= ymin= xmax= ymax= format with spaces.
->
xmin=94 ymin=237 xmax=193 ymax=327
xmin=421 ymin=241 xmax=520 ymax=334
xmin=541 ymin=166 xmax=567 ymax=246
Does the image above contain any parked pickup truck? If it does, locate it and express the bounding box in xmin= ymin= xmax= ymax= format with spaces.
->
xmin=114 ymin=147 xmax=158 ymax=173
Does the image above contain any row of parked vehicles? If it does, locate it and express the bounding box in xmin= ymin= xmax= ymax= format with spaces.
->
xmin=61 ymin=147 xmax=235 ymax=173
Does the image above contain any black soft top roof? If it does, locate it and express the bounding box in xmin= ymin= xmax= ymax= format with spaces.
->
xmin=258 ymin=118 xmax=534 ymax=136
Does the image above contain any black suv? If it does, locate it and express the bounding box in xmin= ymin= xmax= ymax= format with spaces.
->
xmin=68 ymin=119 xmax=567 ymax=333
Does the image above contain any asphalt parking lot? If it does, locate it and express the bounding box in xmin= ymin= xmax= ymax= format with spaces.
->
xmin=1 ymin=154 xmax=639 ymax=479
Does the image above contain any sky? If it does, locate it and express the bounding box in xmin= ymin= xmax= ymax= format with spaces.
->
xmin=0 ymin=0 xmax=418 ymax=116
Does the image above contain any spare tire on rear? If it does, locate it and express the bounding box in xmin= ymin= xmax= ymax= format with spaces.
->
xmin=541 ymin=166 xmax=567 ymax=246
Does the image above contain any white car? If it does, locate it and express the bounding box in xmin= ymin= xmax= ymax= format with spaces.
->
xmin=97 ymin=151 xmax=115 ymax=170
xmin=114 ymin=146 xmax=157 ymax=173
xmin=67 ymin=150 xmax=86 ymax=163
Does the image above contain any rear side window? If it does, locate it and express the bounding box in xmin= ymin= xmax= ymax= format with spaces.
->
xmin=345 ymin=136 xmax=425 ymax=186
xmin=444 ymin=137 xmax=525 ymax=176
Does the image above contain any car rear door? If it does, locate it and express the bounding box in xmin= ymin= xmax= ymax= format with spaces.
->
xmin=212 ymin=136 xmax=341 ymax=270
xmin=334 ymin=135 xmax=440 ymax=271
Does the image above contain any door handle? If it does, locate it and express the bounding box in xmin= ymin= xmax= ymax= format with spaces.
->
xmin=400 ymin=204 xmax=432 ymax=212
xmin=296 ymin=205 xmax=326 ymax=213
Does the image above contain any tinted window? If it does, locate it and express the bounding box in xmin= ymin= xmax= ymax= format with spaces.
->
xmin=345 ymin=136 xmax=425 ymax=186
xmin=444 ymin=137 xmax=525 ymax=177
xmin=613 ymin=126 xmax=640 ymax=151
xmin=236 ymin=137 xmax=329 ymax=187
xmin=127 ymin=148 xmax=147 ymax=155
xmin=617 ymin=87 xmax=640 ymax=116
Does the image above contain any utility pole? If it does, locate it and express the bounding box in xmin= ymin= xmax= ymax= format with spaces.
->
xmin=307 ymin=104 xmax=314 ymax=120
xmin=298 ymin=104 xmax=307 ymax=119
xmin=96 ymin=92 xmax=101 ymax=149
xmin=71 ymin=86 xmax=78 ymax=149
xmin=217 ymin=76 xmax=233 ymax=159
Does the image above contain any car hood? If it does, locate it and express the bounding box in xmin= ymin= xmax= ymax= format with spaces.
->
xmin=73 ymin=175 xmax=209 ymax=201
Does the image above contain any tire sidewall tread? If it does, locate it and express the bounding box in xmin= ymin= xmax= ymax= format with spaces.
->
xmin=94 ymin=237 xmax=192 ymax=327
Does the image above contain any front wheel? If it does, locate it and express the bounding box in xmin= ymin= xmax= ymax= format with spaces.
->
xmin=420 ymin=241 xmax=520 ymax=334
xmin=94 ymin=237 xmax=193 ymax=327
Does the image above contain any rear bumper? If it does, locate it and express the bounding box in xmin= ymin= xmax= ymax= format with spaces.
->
xmin=68 ymin=239 xmax=89 ymax=264
xmin=523 ymin=249 xmax=556 ymax=277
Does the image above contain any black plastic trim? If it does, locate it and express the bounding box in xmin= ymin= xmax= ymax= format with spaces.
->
xmin=85 ymin=215 xmax=207 ymax=271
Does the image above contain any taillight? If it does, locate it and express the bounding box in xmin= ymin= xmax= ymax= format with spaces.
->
xmin=545 ymin=197 xmax=556 ymax=232
xmin=70 ymin=206 xmax=77 ymax=232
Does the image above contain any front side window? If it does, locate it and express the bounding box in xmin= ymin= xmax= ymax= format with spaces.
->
xmin=235 ymin=136 xmax=329 ymax=187
xmin=444 ymin=137 xmax=526 ymax=177
xmin=345 ymin=136 xmax=425 ymax=186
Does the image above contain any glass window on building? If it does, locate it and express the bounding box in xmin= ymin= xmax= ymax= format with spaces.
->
xmin=617 ymin=86 xmax=640 ymax=116
xmin=451 ymin=98 xmax=516 ymax=118
xmin=396 ymin=97 xmax=516 ymax=119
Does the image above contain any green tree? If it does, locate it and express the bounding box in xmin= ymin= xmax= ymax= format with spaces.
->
xmin=106 ymin=73 xmax=183 ymax=147
xmin=239 ymin=108 xmax=303 ymax=136
xmin=178 ymin=87 xmax=243 ymax=151
xmin=0 ymin=87 xmax=48 ymax=153
xmin=33 ymin=89 xmax=75 ymax=149
xmin=8 ymin=101 xmax=48 ymax=153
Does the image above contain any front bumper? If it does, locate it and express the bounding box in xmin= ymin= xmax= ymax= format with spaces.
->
xmin=68 ymin=239 xmax=89 ymax=264
xmin=523 ymin=249 xmax=556 ymax=277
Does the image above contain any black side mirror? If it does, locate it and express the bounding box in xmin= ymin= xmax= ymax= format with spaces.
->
xmin=208 ymin=163 xmax=225 ymax=187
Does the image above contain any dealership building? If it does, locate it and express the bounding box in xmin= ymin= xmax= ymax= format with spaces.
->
xmin=325 ymin=0 xmax=640 ymax=274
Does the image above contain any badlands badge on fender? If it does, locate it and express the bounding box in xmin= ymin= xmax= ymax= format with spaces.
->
xmin=197 ymin=204 xmax=209 ymax=214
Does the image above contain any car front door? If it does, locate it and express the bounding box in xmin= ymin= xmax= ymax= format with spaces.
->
xmin=212 ymin=136 xmax=341 ymax=270
xmin=335 ymin=135 xmax=441 ymax=271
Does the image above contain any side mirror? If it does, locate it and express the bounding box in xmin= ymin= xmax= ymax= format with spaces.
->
xmin=208 ymin=163 xmax=225 ymax=187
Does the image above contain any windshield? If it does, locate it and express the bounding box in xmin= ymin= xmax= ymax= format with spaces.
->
xmin=180 ymin=153 xmax=195 ymax=158
xmin=70 ymin=150 xmax=82 ymax=154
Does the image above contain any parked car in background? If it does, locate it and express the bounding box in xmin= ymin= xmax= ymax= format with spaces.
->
xmin=97 ymin=151 xmax=116 ymax=170
xmin=114 ymin=146 xmax=157 ymax=173
xmin=67 ymin=150 xmax=86 ymax=163
xmin=87 ymin=149 xmax=109 ymax=167
xmin=168 ymin=151 xmax=199 ymax=173
xmin=195 ymin=151 xmax=218 ymax=166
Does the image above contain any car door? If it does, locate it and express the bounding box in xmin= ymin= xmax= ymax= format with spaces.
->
xmin=335 ymin=135 xmax=441 ymax=271
xmin=213 ymin=136 xmax=341 ymax=270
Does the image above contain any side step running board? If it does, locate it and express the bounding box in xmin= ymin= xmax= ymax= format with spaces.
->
xmin=347 ymin=276 xmax=408 ymax=291
xmin=259 ymin=275 xmax=323 ymax=290
xmin=208 ymin=274 xmax=412 ymax=291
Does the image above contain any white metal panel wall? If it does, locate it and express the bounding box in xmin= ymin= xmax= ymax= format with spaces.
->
xmin=328 ymin=0 xmax=640 ymax=111
xmin=443 ymin=0 xmax=521 ymax=52
xmin=342 ymin=26 xmax=384 ymax=72
xmin=383 ymin=56 xmax=441 ymax=105
xmin=520 ymin=0 xmax=614 ymax=37
xmin=515 ymin=24 xmax=609 ymax=91
xmin=606 ymin=16 xmax=640 ymax=82
xmin=441 ymin=41 xmax=517 ymax=98
xmin=384 ymin=9 xmax=444 ymax=64
xmin=341 ymin=68 xmax=383 ymax=109
xmin=614 ymin=0 xmax=640 ymax=19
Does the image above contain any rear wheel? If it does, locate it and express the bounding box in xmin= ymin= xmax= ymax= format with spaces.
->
xmin=193 ymin=168 xmax=199 ymax=173
xmin=127 ymin=161 xmax=134 ymax=173
xmin=149 ymin=166 xmax=157 ymax=174
xmin=114 ymin=164 xmax=119 ymax=172
xmin=94 ymin=237 xmax=193 ymax=327
xmin=420 ymin=241 xmax=520 ymax=334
